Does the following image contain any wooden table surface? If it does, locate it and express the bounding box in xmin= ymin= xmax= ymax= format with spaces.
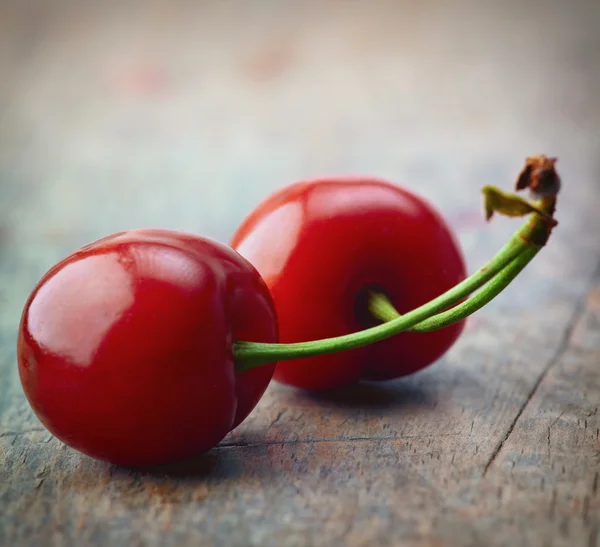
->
xmin=2 ymin=1 xmax=600 ymax=545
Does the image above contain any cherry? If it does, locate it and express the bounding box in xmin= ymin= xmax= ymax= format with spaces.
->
xmin=17 ymin=229 xmax=278 ymax=467
xmin=231 ymin=177 xmax=467 ymax=390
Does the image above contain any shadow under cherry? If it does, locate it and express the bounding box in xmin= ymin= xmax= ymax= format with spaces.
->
xmin=282 ymin=375 xmax=438 ymax=412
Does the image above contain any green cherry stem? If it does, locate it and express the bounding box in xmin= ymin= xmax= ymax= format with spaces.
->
xmin=234 ymin=197 xmax=555 ymax=373
xmin=235 ymin=153 xmax=561 ymax=373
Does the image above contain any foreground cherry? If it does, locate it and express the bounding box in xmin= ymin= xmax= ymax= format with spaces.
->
xmin=17 ymin=229 xmax=278 ymax=467
xmin=231 ymin=178 xmax=468 ymax=390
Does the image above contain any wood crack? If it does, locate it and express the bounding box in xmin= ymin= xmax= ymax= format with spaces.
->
xmin=0 ymin=428 xmax=45 ymax=438
xmin=483 ymin=258 xmax=600 ymax=477
xmin=269 ymin=409 xmax=287 ymax=427
xmin=218 ymin=432 xmax=464 ymax=449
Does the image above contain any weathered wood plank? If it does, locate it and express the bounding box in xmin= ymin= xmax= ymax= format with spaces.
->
xmin=471 ymin=266 xmax=600 ymax=547
xmin=2 ymin=1 xmax=600 ymax=546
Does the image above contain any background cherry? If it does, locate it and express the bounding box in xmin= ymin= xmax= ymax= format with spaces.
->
xmin=17 ymin=229 xmax=278 ymax=467
xmin=231 ymin=177 xmax=467 ymax=390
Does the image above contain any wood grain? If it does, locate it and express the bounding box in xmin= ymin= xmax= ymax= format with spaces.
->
xmin=1 ymin=1 xmax=600 ymax=545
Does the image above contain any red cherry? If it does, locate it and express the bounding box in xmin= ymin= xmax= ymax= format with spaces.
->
xmin=231 ymin=177 xmax=467 ymax=390
xmin=17 ymin=229 xmax=278 ymax=467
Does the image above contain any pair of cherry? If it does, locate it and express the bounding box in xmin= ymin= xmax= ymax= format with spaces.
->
xmin=16 ymin=157 xmax=560 ymax=468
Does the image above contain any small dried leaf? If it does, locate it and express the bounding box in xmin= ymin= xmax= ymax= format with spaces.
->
xmin=481 ymin=185 xmax=557 ymax=225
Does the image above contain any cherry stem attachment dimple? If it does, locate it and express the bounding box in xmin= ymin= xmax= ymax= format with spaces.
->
xmin=234 ymin=156 xmax=560 ymax=373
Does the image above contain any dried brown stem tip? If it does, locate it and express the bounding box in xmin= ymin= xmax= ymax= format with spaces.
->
xmin=515 ymin=155 xmax=561 ymax=197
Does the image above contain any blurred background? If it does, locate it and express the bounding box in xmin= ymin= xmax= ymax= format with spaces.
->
xmin=0 ymin=0 xmax=599 ymax=317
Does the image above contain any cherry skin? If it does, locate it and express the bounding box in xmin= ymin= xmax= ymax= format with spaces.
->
xmin=231 ymin=177 xmax=467 ymax=390
xmin=17 ymin=229 xmax=278 ymax=467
